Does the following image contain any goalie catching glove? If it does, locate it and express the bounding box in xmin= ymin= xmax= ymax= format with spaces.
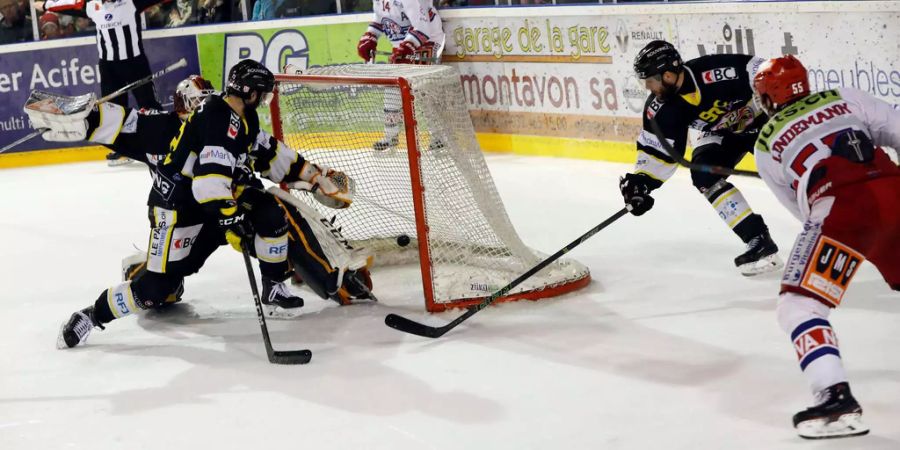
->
xmin=298 ymin=163 xmax=355 ymax=209
xmin=23 ymin=90 xmax=97 ymax=142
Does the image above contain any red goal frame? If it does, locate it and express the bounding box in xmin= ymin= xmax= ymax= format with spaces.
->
xmin=271 ymin=74 xmax=591 ymax=312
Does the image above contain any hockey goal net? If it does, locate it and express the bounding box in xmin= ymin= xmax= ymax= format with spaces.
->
xmin=271 ymin=64 xmax=590 ymax=312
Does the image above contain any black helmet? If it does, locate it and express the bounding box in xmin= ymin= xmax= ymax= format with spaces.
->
xmin=226 ymin=59 xmax=275 ymax=99
xmin=634 ymin=40 xmax=683 ymax=79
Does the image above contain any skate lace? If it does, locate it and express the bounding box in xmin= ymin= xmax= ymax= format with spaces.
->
xmin=73 ymin=313 xmax=94 ymax=338
xmin=746 ymin=235 xmax=762 ymax=250
xmin=268 ymin=281 xmax=291 ymax=301
xmin=813 ymin=388 xmax=832 ymax=406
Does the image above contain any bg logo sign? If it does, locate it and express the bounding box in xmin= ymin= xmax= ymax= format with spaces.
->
xmin=223 ymin=30 xmax=309 ymax=88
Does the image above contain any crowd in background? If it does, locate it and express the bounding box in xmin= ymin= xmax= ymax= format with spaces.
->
xmin=1 ymin=0 xmax=724 ymax=45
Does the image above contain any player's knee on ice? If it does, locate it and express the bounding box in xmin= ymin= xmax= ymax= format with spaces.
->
xmin=131 ymin=272 xmax=186 ymax=310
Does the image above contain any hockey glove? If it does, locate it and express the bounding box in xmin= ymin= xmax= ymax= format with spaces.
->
xmin=390 ymin=41 xmax=417 ymax=64
xmin=220 ymin=210 xmax=254 ymax=252
xmin=711 ymin=102 xmax=763 ymax=134
xmin=357 ymin=32 xmax=379 ymax=62
xmin=619 ymin=173 xmax=660 ymax=216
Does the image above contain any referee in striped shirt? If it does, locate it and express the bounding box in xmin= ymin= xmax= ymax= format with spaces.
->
xmin=36 ymin=0 xmax=165 ymax=164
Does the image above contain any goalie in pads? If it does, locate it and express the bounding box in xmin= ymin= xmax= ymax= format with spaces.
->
xmin=31 ymin=62 xmax=374 ymax=350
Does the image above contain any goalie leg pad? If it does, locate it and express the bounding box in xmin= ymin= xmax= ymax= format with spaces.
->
xmin=274 ymin=192 xmax=374 ymax=304
xmin=287 ymin=237 xmax=337 ymax=300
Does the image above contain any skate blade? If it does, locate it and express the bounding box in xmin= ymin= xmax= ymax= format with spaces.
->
xmin=739 ymin=253 xmax=784 ymax=276
xmin=107 ymin=157 xmax=134 ymax=167
xmin=55 ymin=321 xmax=89 ymax=350
xmin=55 ymin=322 xmax=70 ymax=349
xmin=263 ymin=304 xmax=304 ymax=320
xmin=796 ymin=413 xmax=870 ymax=439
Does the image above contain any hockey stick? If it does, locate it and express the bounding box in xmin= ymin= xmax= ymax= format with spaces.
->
xmin=0 ymin=58 xmax=188 ymax=154
xmin=242 ymin=246 xmax=312 ymax=365
xmin=384 ymin=206 xmax=631 ymax=338
xmin=647 ymin=116 xmax=760 ymax=178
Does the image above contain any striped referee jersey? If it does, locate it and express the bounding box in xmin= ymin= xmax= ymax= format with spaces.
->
xmin=45 ymin=0 xmax=163 ymax=61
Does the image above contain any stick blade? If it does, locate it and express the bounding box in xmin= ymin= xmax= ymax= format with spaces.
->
xmin=270 ymin=349 xmax=312 ymax=365
xmin=384 ymin=313 xmax=446 ymax=338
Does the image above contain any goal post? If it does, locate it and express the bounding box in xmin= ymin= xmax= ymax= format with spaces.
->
xmin=270 ymin=64 xmax=590 ymax=312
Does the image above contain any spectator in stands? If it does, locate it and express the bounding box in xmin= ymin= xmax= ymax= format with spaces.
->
xmin=0 ymin=0 xmax=30 ymax=44
xmin=40 ymin=11 xmax=78 ymax=40
xmin=39 ymin=12 xmax=62 ymax=39
xmin=252 ymin=0 xmax=282 ymax=20
xmin=166 ymin=0 xmax=195 ymax=27
xmin=197 ymin=0 xmax=229 ymax=23
xmin=73 ymin=16 xmax=93 ymax=35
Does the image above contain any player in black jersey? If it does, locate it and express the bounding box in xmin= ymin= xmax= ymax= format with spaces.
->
xmin=51 ymin=61 xmax=368 ymax=349
xmin=620 ymin=40 xmax=783 ymax=276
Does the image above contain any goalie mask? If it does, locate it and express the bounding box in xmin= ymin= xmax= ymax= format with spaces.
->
xmin=174 ymin=75 xmax=214 ymax=119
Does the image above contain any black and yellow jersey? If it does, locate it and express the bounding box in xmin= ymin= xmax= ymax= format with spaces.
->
xmin=148 ymin=93 xmax=259 ymax=218
xmin=634 ymin=53 xmax=767 ymax=182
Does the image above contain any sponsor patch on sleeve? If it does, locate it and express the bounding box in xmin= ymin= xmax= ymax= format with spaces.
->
xmin=227 ymin=112 xmax=240 ymax=139
xmin=800 ymin=236 xmax=864 ymax=306
xmin=646 ymin=98 xmax=662 ymax=119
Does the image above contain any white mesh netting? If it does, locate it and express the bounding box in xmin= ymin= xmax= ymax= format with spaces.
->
xmin=273 ymin=64 xmax=590 ymax=310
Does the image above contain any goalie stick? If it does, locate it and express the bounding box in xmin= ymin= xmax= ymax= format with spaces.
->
xmin=0 ymin=58 xmax=188 ymax=154
xmin=242 ymin=246 xmax=312 ymax=365
xmin=647 ymin=116 xmax=760 ymax=178
xmin=384 ymin=206 xmax=631 ymax=338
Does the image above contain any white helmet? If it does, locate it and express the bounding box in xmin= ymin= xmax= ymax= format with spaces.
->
xmin=174 ymin=75 xmax=214 ymax=118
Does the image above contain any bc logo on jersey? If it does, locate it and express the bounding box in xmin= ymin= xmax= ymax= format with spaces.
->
xmin=646 ymin=98 xmax=662 ymax=119
xmin=701 ymin=67 xmax=738 ymax=84
xmin=227 ymin=113 xmax=240 ymax=139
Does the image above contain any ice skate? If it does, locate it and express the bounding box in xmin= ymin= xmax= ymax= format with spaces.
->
xmin=261 ymin=277 xmax=304 ymax=318
xmin=372 ymin=135 xmax=399 ymax=151
xmin=735 ymin=230 xmax=783 ymax=276
xmin=57 ymin=306 xmax=104 ymax=349
xmin=105 ymin=151 xmax=133 ymax=167
xmin=793 ymin=382 xmax=869 ymax=439
xmin=330 ymin=268 xmax=378 ymax=305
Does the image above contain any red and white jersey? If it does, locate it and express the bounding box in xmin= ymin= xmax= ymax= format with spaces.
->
xmin=754 ymin=87 xmax=900 ymax=221
xmin=367 ymin=0 xmax=444 ymax=50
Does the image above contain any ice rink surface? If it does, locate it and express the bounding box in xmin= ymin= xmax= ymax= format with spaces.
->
xmin=1 ymin=154 xmax=898 ymax=449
